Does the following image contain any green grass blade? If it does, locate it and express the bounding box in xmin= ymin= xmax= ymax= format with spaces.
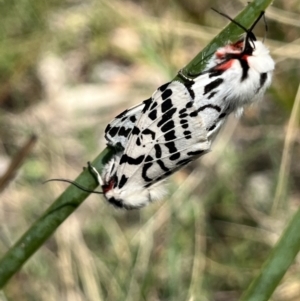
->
xmin=240 ymin=207 xmax=300 ymax=301
xmin=0 ymin=0 xmax=273 ymax=289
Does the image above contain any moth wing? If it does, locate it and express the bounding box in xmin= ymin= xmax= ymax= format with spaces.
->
xmin=104 ymin=82 xmax=172 ymax=149
xmin=105 ymin=102 xmax=145 ymax=148
xmin=114 ymin=80 xmax=210 ymax=192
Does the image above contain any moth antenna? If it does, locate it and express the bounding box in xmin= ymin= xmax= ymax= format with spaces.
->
xmin=211 ymin=8 xmax=248 ymax=32
xmin=262 ymin=12 xmax=268 ymax=42
xmin=44 ymin=178 xmax=103 ymax=194
xmin=211 ymin=8 xmax=265 ymax=39
xmin=248 ymin=11 xmax=265 ymax=33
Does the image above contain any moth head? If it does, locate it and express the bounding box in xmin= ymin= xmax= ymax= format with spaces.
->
xmin=242 ymin=11 xmax=265 ymax=55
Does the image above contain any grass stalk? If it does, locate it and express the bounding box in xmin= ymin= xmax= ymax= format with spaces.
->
xmin=239 ymin=205 xmax=300 ymax=301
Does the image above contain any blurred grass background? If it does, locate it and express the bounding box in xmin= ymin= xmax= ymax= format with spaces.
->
xmin=0 ymin=0 xmax=300 ymax=300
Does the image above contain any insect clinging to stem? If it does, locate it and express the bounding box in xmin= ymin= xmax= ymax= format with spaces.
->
xmin=47 ymin=9 xmax=274 ymax=210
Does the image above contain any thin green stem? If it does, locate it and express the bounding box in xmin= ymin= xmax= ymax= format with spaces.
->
xmin=240 ymin=207 xmax=300 ymax=301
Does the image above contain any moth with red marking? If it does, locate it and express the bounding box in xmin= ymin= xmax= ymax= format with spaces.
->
xmin=48 ymin=10 xmax=275 ymax=210
xmin=97 ymin=10 xmax=274 ymax=209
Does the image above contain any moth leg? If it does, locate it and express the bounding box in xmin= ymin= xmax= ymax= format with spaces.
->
xmin=177 ymin=69 xmax=195 ymax=82
xmin=87 ymin=162 xmax=104 ymax=186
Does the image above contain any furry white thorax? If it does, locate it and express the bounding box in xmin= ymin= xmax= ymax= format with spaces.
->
xmin=193 ymin=40 xmax=274 ymax=127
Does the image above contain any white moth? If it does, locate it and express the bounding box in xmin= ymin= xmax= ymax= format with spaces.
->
xmin=91 ymin=11 xmax=274 ymax=209
xmin=49 ymin=11 xmax=274 ymax=210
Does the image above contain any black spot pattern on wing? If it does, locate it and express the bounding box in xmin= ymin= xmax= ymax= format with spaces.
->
xmin=163 ymin=170 xmax=173 ymax=177
xmin=142 ymin=128 xmax=156 ymax=140
xmin=154 ymin=144 xmax=162 ymax=158
xmin=184 ymin=130 xmax=192 ymax=139
xmin=169 ymin=153 xmax=180 ymax=161
xmin=164 ymin=130 xmax=176 ymax=141
xmin=157 ymin=108 xmax=176 ymax=127
xmin=181 ymin=80 xmax=195 ymax=99
xmin=113 ymin=175 xmax=118 ymax=188
xmin=180 ymin=119 xmax=189 ymax=129
xmin=142 ymin=97 xmax=153 ymax=113
xmin=120 ymin=154 xmax=145 ymax=165
xmin=119 ymin=127 xmax=131 ymax=137
xmin=219 ymin=112 xmax=227 ymax=119
xmin=186 ymin=101 xmax=193 ymax=108
xmin=142 ymin=155 xmax=154 ymax=182
xmin=132 ymin=126 xmax=140 ymax=135
xmin=158 ymin=82 xmax=170 ymax=92
xmin=108 ymin=126 xmax=119 ymax=137
xmin=165 ymin=142 xmax=177 ymax=154
xmin=130 ymin=115 xmax=137 ymax=123
xmin=157 ymin=159 xmax=169 ymax=171
xmin=143 ymin=157 xmax=170 ymax=187
xmin=161 ymin=120 xmax=175 ymax=133
xmin=115 ymin=109 xmax=129 ymax=118
xmin=208 ymin=91 xmax=217 ymax=99
xmin=105 ymin=124 xmax=111 ymax=134
xmin=207 ymin=124 xmax=216 ymax=131
xmin=118 ymin=175 xmax=128 ymax=189
xmin=142 ymin=164 xmax=153 ymax=182
xmin=187 ymin=150 xmax=205 ymax=156
xmin=148 ymin=109 xmax=157 ymax=120
xmin=161 ymin=98 xmax=172 ymax=113
xmin=204 ymin=78 xmax=223 ymax=95
xmin=150 ymin=101 xmax=158 ymax=110
xmin=145 ymin=155 xmax=152 ymax=162
xmin=161 ymin=89 xmax=173 ymax=100
xmin=176 ymin=158 xmax=192 ymax=166
xmin=189 ymin=111 xmax=198 ymax=117
xmin=179 ymin=112 xmax=188 ymax=118
xmin=197 ymin=104 xmax=221 ymax=113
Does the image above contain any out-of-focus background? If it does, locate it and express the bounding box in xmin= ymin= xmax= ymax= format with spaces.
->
xmin=0 ymin=0 xmax=299 ymax=300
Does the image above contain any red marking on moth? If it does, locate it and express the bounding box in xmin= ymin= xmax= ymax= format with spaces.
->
xmin=215 ymin=59 xmax=234 ymax=71
xmin=216 ymin=51 xmax=225 ymax=59
xmin=103 ymin=180 xmax=114 ymax=193
xmin=241 ymin=54 xmax=249 ymax=61
xmin=232 ymin=41 xmax=243 ymax=50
